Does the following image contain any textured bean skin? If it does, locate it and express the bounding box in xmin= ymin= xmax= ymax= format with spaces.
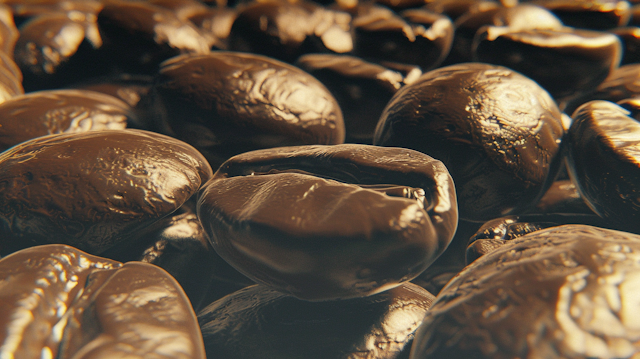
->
xmin=198 ymin=283 xmax=435 ymax=359
xmin=0 ymin=244 xmax=206 ymax=359
xmin=411 ymin=224 xmax=640 ymax=359
xmin=198 ymin=144 xmax=457 ymax=301
xmin=151 ymin=51 xmax=345 ymax=167
xmin=374 ymin=63 xmax=564 ymax=221
xmin=0 ymin=129 xmax=213 ymax=255
xmin=0 ymin=89 xmax=133 ymax=152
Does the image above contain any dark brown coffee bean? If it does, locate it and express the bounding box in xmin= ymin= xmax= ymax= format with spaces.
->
xmin=474 ymin=27 xmax=622 ymax=99
xmin=0 ymin=89 xmax=134 ymax=152
xmin=374 ymin=63 xmax=565 ymax=221
xmin=566 ymin=100 xmax=640 ymax=234
xmin=198 ymin=283 xmax=435 ymax=359
xmin=411 ymin=224 xmax=640 ymax=359
xmin=150 ymin=51 xmax=345 ymax=168
xmin=0 ymin=244 xmax=206 ymax=359
xmin=198 ymin=144 xmax=457 ymax=300
xmin=0 ymin=129 xmax=213 ymax=255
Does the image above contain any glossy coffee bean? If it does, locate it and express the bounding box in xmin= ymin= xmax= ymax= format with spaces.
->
xmin=531 ymin=0 xmax=632 ymax=30
xmin=0 ymin=129 xmax=213 ymax=255
xmin=444 ymin=2 xmax=563 ymax=65
xmin=0 ymin=244 xmax=206 ymax=359
xmin=198 ymin=283 xmax=435 ymax=359
xmin=352 ymin=5 xmax=453 ymax=71
xmin=198 ymin=144 xmax=458 ymax=300
xmin=96 ymin=0 xmax=213 ymax=75
xmin=474 ymin=27 xmax=622 ymax=99
xmin=374 ymin=63 xmax=565 ymax=221
xmin=14 ymin=11 xmax=102 ymax=91
xmin=411 ymin=224 xmax=640 ymax=359
xmin=228 ymin=0 xmax=353 ymax=63
xmin=150 ymin=51 xmax=345 ymax=168
xmin=566 ymin=100 xmax=640 ymax=234
xmin=0 ymin=89 xmax=133 ymax=152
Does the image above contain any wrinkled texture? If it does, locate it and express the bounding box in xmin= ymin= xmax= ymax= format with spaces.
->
xmin=199 ymin=144 xmax=457 ymax=300
xmin=151 ymin=51 xmax=345 ymax=167
xmin=0 ymin=244 xmax=205 ymax=359
xmin=0 ymin=89 xmax=133 ymax=152
xmin=374 ymin=63 xmax=564 ymax=221
xmin=198 ymin=283 xmax=435 ymax=359
xmin=0 ymin=129 xmax=213 ymax=255
xmin=411 ymin=224 xmax=640 ymax=359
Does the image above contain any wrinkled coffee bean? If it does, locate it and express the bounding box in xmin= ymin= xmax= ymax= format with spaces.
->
xmin=411 ymin=224 xmax=640 ymax=359
xmin=0 ymin=129 xmax=213 ymax=255
xmin=149 ymin=51 xmax=345 ymax=168
xmin=198 ymin=283 xmax=435 ymax=359
xmin=0 ymin=244 xmax=206 ymax=359
xmin=0 ymin=89 xmax=133 ymax=152
xmin=374 ymin=63 xmax=565 ymax=221
xmin=198 ymin=144 xmax=457 ymax=300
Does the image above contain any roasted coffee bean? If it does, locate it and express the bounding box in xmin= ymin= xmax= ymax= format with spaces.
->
xmin=14 ymin=11 xmax=102 ymax=91
xmin=530 ymin=0 xmax=632 ymax=30
xmin=296 ymin=53 xmax=420 ymax=144
xmin=198 ymin=283 xmax=435 ymax=359
xmin=474 ymin=27 xmax=622 ymax=99
xmin=0 ymin=244 xmax=206 ymax=359
xmin=374 ymin=63 xmax=565 ymax=221
xmin=149 ymin=51 xmax=345 ymax=168
xmin=0 ymin=129 xmax=213 ymax=255
xmin=566 ymin=100 xmax=640 ymax=234
xmin=0 ymin=89 xmax=133 ymax=152
xmin=352 ymin=5 xmax=453 ymax=71
xmin=228 ymin=0 xmax=353 ymax=63
xmin=96 ymin=0 xmax=213 ymax=75
xmin=198 ymin=144 xmax=457 ymax=300
xmin=444 ymin=2 xmax=563 ymax=65
xmin=425 ymin=0 xmax=498 ymax=22
xmin=411 ymin=224 xmax=640 ymax=359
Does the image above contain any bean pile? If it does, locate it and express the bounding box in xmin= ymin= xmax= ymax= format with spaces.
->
xmin=0 ymin=0 xmax=639 ymax=358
